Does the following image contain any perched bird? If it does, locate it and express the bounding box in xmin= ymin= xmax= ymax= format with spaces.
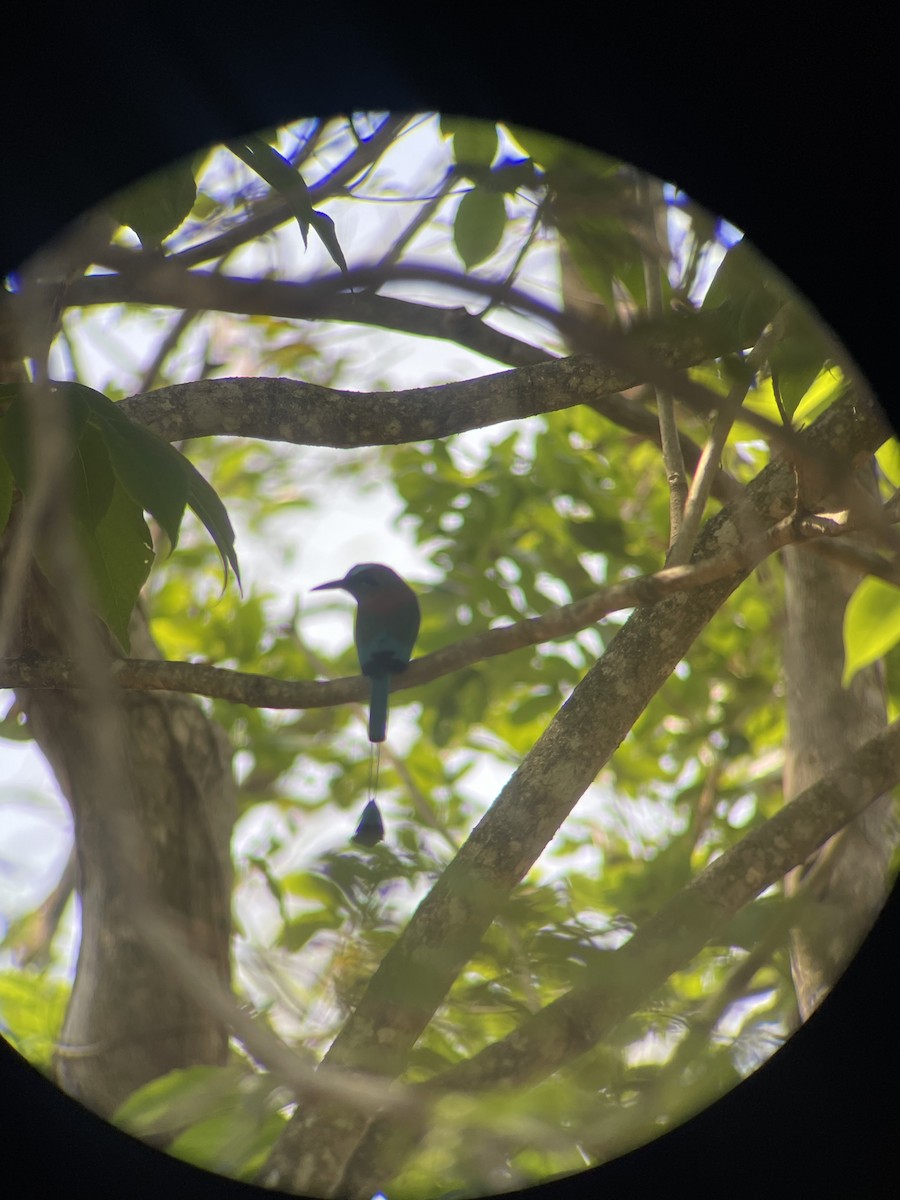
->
xmin=312 ymin=563 xmax=420 ymax=743
xmin=352 ymin=799 xmax=385 ymax=847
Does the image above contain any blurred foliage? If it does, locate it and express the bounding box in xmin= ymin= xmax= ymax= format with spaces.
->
xmin=0 ymin=968 xmax=68 ymax=1070
xmin=2 ymin=112 xmax=897 ymax=1195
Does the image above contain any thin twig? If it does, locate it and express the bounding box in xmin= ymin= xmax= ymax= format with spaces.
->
xmin=638 ymin=174 xmax=688 ymax=545
xmin=370 ymin=167 xmax=457 ymax=277
xmin=666 ymin=314 xmax=785 ymax=566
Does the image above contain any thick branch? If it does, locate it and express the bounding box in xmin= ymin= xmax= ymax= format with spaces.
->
xmin=112 ymin=311 xmax=741 ymax=448
xmin=81 ymin=261 xmax=869 ymax=474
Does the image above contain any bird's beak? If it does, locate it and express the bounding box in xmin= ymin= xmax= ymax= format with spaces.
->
xmin=312 ymin=578 xmax=346 ymax=592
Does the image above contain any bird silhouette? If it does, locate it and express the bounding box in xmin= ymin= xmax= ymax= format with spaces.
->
xmin=312 ymin=563 xmax=420 ymax=743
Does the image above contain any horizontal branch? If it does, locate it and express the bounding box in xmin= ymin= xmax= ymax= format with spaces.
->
xmin=58 ymin=258 xmax=877 ymax=474
xmin=111 ymin=311 xmax=736 ymax=448
xmin=71 ymin=254 xmax=550 ymax=370
xmin=0 ymin=516 xmax=807 ymax=706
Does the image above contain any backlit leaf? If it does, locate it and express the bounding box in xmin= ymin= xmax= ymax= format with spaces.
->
xmin=106 ymin=158 xmax=197 ymax=249
xmin=73 ymin=474 xmax=154 ymax=650
xmin=843 ymin=576 xmax=900 ymax=685
xmin=454 ymin=188 xmax=507 ymax=268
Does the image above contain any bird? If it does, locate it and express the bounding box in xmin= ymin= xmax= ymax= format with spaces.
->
xmin=312 ymin=563 xmax=420 ymax=744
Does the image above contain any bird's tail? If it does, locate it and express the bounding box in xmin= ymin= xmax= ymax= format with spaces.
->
xmin=368 ymin=673 xmax=390 ymax=743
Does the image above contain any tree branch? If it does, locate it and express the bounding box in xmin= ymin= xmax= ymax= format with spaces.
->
xmin=58 ymin=259 xmax=551 ymax=369
xmin=667 ymin=312 xmax=784 ymax=565
xmin=56 ymin=258 xmax=870 ymax=472
xmin=109 ymin=311 xmax=743 ymax=449
xmin=172 ymin=113 xmax=411 ymax=270
xmin=637 ymin=173 xmax=688 ymax=544
xmin=0 ymin=510 xmax=826 ymax=706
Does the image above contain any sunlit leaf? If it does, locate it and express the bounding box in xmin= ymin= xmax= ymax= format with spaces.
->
xmin=843 ymin=575 xmax=900 ymax=685
xmin=114 ymin=1065 xmax=250 ymax=1138
xmin=0 ymin=969 xmax=69 ymax=1069
xmin=170 ymin=1107 xmax=285 ymax=1181
xmin=876 ymin=438 xmax=900 ymax=487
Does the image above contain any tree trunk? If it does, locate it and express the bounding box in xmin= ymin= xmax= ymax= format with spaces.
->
xmin=1 ymin=272 xmax=235 ymax=1118
xmin=782 ymin=527 xmax=895 ymax=1020
xmin=11 ymin=570 xmax=236 ymax=1117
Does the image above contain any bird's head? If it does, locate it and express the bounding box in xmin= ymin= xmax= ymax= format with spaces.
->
xmin=312 ymin=563 xmax=406 ymax=602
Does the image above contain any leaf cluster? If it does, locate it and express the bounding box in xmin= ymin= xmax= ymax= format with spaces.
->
xmin=0 ymin=380 xmax=239 ymax=646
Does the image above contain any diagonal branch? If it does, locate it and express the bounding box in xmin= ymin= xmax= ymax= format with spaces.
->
xmin=666 ymin=311 xmax=785 ymax=565
xmin=172 ymin=113 xmax=411 ymax=270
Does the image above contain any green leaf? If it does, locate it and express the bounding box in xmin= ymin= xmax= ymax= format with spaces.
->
xmin=454 ymin=188 xmax=507 ymax=268
xmin=92 ymin=414 xmax=188 ymax=550
xmin=309 ymin=209 xmax=349 ymax=275
xmin=74 ymin=475 xmax=154 ymax=650
xmin=228 ymin=135 xmax=349 ymax=275
xmin=114 ymin=1065 xmax=249 ymax=1138
xmin=0 ymin=969 xmax=69 ymax=1069
xmin=441 ymin=117 xmax=498 ymax=168
xmin=480 ymin=158 xmax=539 ymax=195
xmin=843 ymin=576 xmax=900 ymax=685
xmin=702 ymin=239 xmax=785 ymax=344
xmin=106 ymin=158 xmax=198 ymax=249
xmin=0 ymin=383 xmax=90 ymax=494
xmin=877 ymin=439 xmax=900 ymax=487
xmin=0 ymin=385 xmax=155 ymax=646
xmin=170 ymin=1107 xmax=285 ymax=1181
xmin=281 ymin=869 xmax=348 ymax=909
xmin=182 ymin=455 xmax=241 ymax=589
xmin=769 ymin=304 xmax=828 ymax=416
xmin=228 ymin=134 xmax=314 ymax=244
xmin=280 ymin=909 xmax=343 ymax=951
xmin=70 ymin=422 xmax=116 ymax=527
xmin=44 ymin=381 xmax=238 ymax=587
xmin=504 ymin=125 xmax=570 ymax=172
